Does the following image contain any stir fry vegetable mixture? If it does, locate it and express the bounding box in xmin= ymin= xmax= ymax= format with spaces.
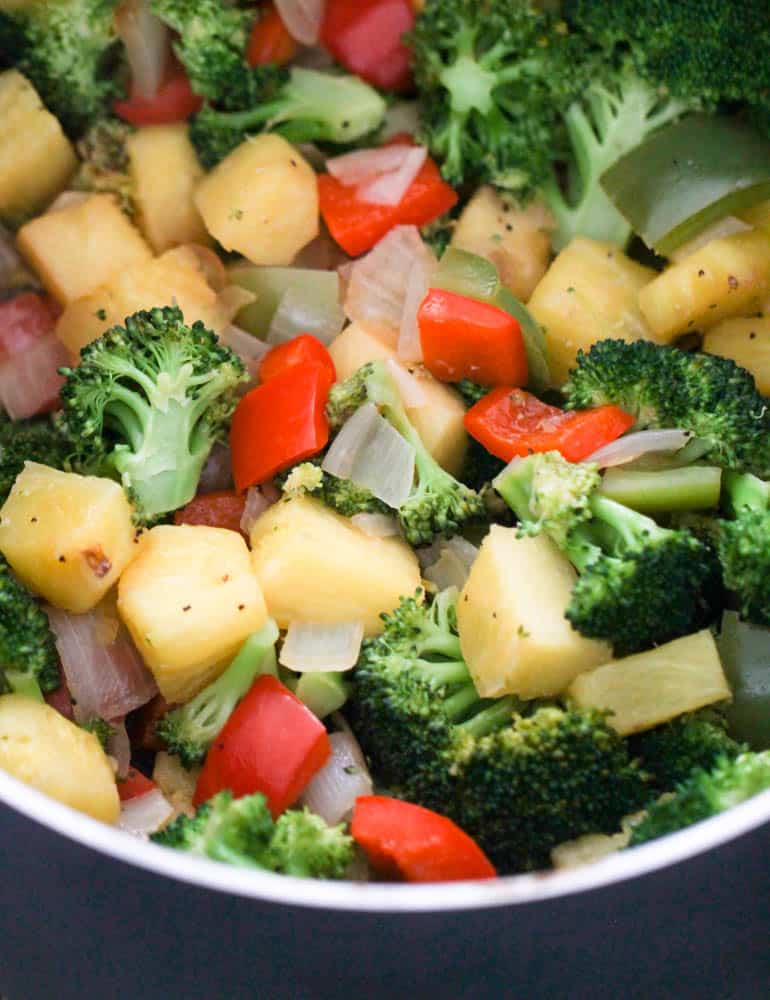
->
xmin=1 ymin=0 xmax=770 ymax=884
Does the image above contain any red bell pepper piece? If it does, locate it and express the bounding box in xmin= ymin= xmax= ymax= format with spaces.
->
xmin=174 ymin=491 xmax=247 ymax=535
xmin=230 ymin=362 xmax=331 ymax=490
xmin=418 ymin=288 xmax=528 ymax=387
xmin=318 ymin=154 xmax=458 ymax=257
xmin=114 ymin=59 xmax=202 ymax=125
xmin=118 ymin=767 xmax=157 ymax=802
xmin=320 ymin=0 xmax=415 ymax=93
xmin=193 ymin=675 xmax=330 ymax=816
xmin=351 ymin=796 xmax=497 ymax=883
xmin=259 ymin=334 xmax=336 ymax=391
xmin=465 ymin=388 xmax=635 ymax=464
xmin=247 ymin=4 xmax=298 ymax=67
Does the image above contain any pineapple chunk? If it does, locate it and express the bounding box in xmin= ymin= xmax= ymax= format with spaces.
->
xmin=0 ymin=463 xmax=135 ymax=613
xmin=126 ymin=124 xmax=209 ymax=253
xmin=451 ymin=186 xmax=554 ymax=302
xmin=567 ymin=630 xmax=730 ymax=736
xmin=118 ymin=525 xmax=267 ymax=704
xmin=55 ymin=245 xmax=226 ymax=356
xmin=702 ymin=316 xmax=770 ymax=395
xmin=0 ymin=70 xmax=77 ymax=226
xmin=0 ymin=695 xmax=120 ymax=824
xmin=194 ymin=134 xmax=319 ymax=266
xmin=328 ymin=322 xmax=468 ymax=476
xmin=457 ymin=527 xmax=611 ymax=698
xmin=17 ymin=192 xmax=152 ymax=304
xmin=528 ymin=236 xmax=657 ymax=386
xmin=250 ymin=496 xmax=420 ymax=636
xmin=638 ymin=230 xmax=770 ymax=341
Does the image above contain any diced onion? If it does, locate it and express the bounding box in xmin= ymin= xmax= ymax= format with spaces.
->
xmin=46 ymin=606 xmax=157 ymax=722
xmin=239 ymin=485 xmax=277 ymax=536
xmin=274 ymin=0 xmax=325 ymax=45
xmin=116 ymin=0 xmax=170 ymax=100
xmin=357 ymin=146 xmax=427 ymax=206
xmin=198 ymin=443 xmax=234 ymax=493
xmin=219 ymin=324 xmax=270 ymax=379
xmin=344 ymin=226 xmax=434 ymax=343
xmin=0 ymin=333 xmax=68 ymax=419
xmin=381 ymin=101 xmax=420 ymax=142
xmin=118 ymin=788 xmax=174 ymax=837
xmin=397 ymin=239 xmax=436 ymax=364
xmin=586 ymin=429 xmax=693 ymax=468
xmin=267 ymin=282 xmax=345 ymax=347
xmin=327 ymin=146 xmax=415 ymax=186
xmin=385 ymin=359 xmax=428 ymax=408
xmin=322 ymin=403 xmax=415 ymax=508
xmin=421 ymin=537 xmax=479 ymax=590
xmin=107 ymin=718 xmax=131 ymax=780
xmin=279 ymin=621 xmax=364 ymax=673
xmin=300 ymin=730 xmax=373 ymax=825
xmin=351 ymin=512 xmax=400 ymax=537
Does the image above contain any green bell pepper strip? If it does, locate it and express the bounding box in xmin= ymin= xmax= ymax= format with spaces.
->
xmin=717 ymin=611 xmax=770 ymax=750
xmin=227 ymin=265 xmax=342 ymax=341
xmin=601 ymin=115 xmax=770 ymax=257
xmin=599 ymin=466 xmax=722 ymax=514
xmin=432 ymin=248 xmax=551 ymax=392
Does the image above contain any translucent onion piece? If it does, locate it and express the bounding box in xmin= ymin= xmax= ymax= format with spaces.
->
xmin=0 ymin=333 xmax=68 ymax=419
xmin=116 ymin=0 xmax=170 ymax=99
xmin=107 ymin=718 xmax=131 ymax=780
xmin=219 ymin=323 xmax=269 ymax=379
xmin=322 ymin=403 xmax=415 ymax=508
xmin=586 ymin=429 xmax=693 ymax=468
xmin=279 ymin=621 xmax=364 ymax=673
xmin=240 ymin=485 xmax=276 ymax=535
xmin=422 ymin=537 xmax=479 ymax=591
xmin=300 ymin=730 xmax=373 ymax=825
xmin=198 ymin=443 xmax=234 ymax=493
xmin=397 ymin=239 xmax=436 ymax=364
xmin=357 ymin=146 xmax=427 ymax=206
xmin=327 ymin=145 xmax=414 ymax=186
xmin=344 ymin=225 xmax=433 ymax=343
xmin=350 ymin=512 xmax=400 ymax=537
xmin=385 ymin=359 xmax=428 ymax=408
xmin=118 ymin=788 xmax=174 ymax=837
xmin=46 ymin=606 xmax=157 ymax=722
xmin=274 ymin=0 xmax=325 ymax=44
xmin=267 ymin=282 xmax=345 ymax=347
xmin=381 ymin=100 xmax=420 ymax=142
xmin=670 ymin=216 xmax=753 ymax=264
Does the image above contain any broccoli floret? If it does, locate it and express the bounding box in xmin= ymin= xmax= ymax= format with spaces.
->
xmin=495 ymin=450 xmax=712 ymax=654
xmin=189 ymin=67 xmax=387 ymax=169
xmin=156 ymin=620 xmax=279 ymax=767
xmin=278 ymin=460 xmax=390 ymax=519
xmin=351 ymin=589 xmax=649 ymax=872
xmin=630 ymin=751 xmax=770 ymax=847
xmin=326 ymin=363 xmax=485 ymax=545
xmin=564 ymin=340 xmax=770 ymax=478
xmin=1 ymin=0 xmax=122 ymax=137
xmin=630 ymin=710 xmax=745 ymax=792
xmin=58 ymin=306 xmax=248 ymax=523
xmin=0 ymin=556 xmax=60 ymax=701
xmin=453 ymin=380 xmax=490 ymax=407
xmin=80 ymin=716 xmax=115 ymax=752
xmin=72 ymin=118 xmax=134 ymax=216
xmin=717 ymin=472 xmax=770 ymax=626
xmin=152 ymin=790 xmax=353 ymax=878
xmin=0 ymin=415 xmax=72 ymax=506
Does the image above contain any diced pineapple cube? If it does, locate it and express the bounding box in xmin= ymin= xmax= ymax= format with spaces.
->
xmin=0 ymin=463 xmax=136 ymax=613
xmin=55 ymin=245 xmax=226 ymax=356
xmin=0 ymin=695 xmax=120 ymax=823
xmin=457 ymin=527 xmax=611 ymax=698
xmin=702 ymin=316 xmax=770 ymax=395
xmin=528 ymin=236 xmax=658 ymax=386
xmin=17 ymin=192 xmax=152 ymax=304
xmin=638 ymin=230 xmax=770 ymax=341
xmin=118 ymin=525 xmax=267 ymax=704
xmin=126 ymin=124 xmax=209 ymax=253
xmin=567 ymin=629 xmax=730 ymax=735
xmin=194 ymin=134 xmax=319 ymax=266
xmin=0 ymin=70 xmax=77 ymax=226
xmin=451 ymin=186 xmax=554 ymax=302
xmin=328 ymin=322 xmax=468 ymax=476
xmin=250 ymin=496 xmax=420 ymax=636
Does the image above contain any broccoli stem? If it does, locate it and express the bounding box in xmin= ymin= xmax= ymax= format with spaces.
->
xmin=459 ymin=696 xmax=518 ymax=738
xmin=5 ymin=670 xmax=44 ymax=703
xmin=600 ymin=466 xmax=723 ymax=514
xmin=588 ymin=494 xmax=669 ymax=551
xmin=723 ymin=471 xmax=770 ymax=516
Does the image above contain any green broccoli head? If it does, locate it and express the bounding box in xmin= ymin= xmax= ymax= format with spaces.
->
xmin=72 ymin=117 xmax=135 ymax=216
xmin=80 ymin=715 xmax=115 ymax=752
xmin=716 ymin=472 xmax=770 ymax=626
xmin=277 ymin=460 xmax=391 ymax=520
xmin=4 ymin=0 xmax=122 ymax=137
xmin=630 ymin=750 xmax=770 ymax=847
xmin=58 ymin=306 xmax=248 ymax=523
xmin=564 ymin=340 xmax=770 ymax=478
xmin=0 ymin=556 xmax=60 ymax=701
xmin=0 ymin=415 xmax=73 ymax=507
xmin=152 ymin=790 xmax=354 ymax=878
